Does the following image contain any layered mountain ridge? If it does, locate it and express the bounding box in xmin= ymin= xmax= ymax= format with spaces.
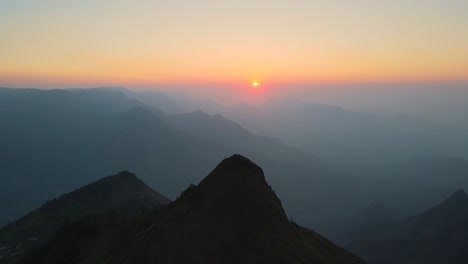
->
xmin=20 ymin=155 xmax=366 ymax=264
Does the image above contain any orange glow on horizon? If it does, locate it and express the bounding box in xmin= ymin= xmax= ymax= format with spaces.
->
xmin=1 ymin=68 xmax=467 ymax=89
xmin=1 ymin=1 xmax=467 ymax=91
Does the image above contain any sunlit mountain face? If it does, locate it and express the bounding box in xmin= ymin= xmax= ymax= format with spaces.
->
xmin=1 ymin=1 xmax=467 ymax=264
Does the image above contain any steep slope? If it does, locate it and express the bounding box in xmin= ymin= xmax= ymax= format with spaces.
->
xmin=23 ymin=155 xmax=366 ymax=264
xmin=0 ymin=171 xmax=170 ymax=263
xmin=348 ymin=189 xmax=468 ymax=264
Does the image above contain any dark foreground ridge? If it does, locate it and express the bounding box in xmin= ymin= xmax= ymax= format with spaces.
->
xmin=20 ymin=155 xmax=366 ymax=264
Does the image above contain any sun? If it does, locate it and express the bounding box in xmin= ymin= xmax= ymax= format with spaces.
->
xmin=252 ymin=81 xmax=259 ymax=87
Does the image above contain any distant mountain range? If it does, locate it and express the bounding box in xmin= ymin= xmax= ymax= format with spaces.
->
xmin=164 ymin=109 xmax=327 ymax=167
xmin=104 ymin=86 xmax=468 ymax=172
xmin=15 ymin=155 xmax=366 ymax=264
xmin=222 ymin=98 xmax=468 ymax=172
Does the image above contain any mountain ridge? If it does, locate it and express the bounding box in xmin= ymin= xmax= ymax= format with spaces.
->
xmin=0 ymin=171 xmax=170 ymax=242
xmin=21 ymin=155 xmax=366 ymax=264
xmin=0 ymin=171 xmax=170 ymax=263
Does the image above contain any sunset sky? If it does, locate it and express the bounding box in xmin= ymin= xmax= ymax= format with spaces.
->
xmin=1 ymin=0 xmax=467 ymax=101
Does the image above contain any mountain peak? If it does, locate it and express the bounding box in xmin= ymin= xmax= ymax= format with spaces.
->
xmin=212 ymin=154 xmax=264 ymax=179
xmin=175 ymin=154 xmax=292 ymax=239
xmin=107 ymin=170 xmax=138 ymax=180
xmin=55 ymin=170 xmax=171 ymax=210
xmin=196 ymin=154 xmax=268 ymax=196
xmin=189 ymin=109 xmax=208 ymax=117
xmin=0 ymin=171 xmax=170 ymax=248
xmin=186 ymin=110 xmax=228 ymax=122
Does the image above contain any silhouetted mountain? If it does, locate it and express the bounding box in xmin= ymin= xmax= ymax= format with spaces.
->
xmin=347 ymin=189 xmax=468 ymax=264
xmin=0 ymin=171 xmax=170 ymax=263
xmin=21 ymin=155 xmax=366 ymax=264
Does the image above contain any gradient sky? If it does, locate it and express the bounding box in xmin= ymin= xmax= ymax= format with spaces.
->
xmin=1 ymin=0 xmax=467 ymax=99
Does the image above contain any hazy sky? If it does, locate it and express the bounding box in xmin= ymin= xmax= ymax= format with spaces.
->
xmin=1 ymin=0 xmax=467 ymax=100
